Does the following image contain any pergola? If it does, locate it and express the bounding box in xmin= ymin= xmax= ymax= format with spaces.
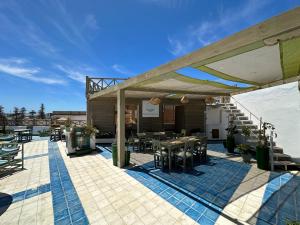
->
xmin=87 ymin=7 xmax=300 ymax=167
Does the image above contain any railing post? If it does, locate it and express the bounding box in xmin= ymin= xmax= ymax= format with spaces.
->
xmin=269 ymin=130 xmax=274 ymax=171
xmin=85 ymin=76 xmax=89 ymax=98
xmin=259 ymin=117 xmax=262 ymax=133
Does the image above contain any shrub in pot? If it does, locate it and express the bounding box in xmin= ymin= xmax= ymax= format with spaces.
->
xmin=222 ymin=139 xmax=227 ymax=148
xmin=256 ymin=122 xmax=274 ymax=170
xmin=225 ymin=116 xmax=238 ymax=153
xmin=64 ymin=118 xmax=72 ymax=132
xmin=237 ymin=144 xmax=252 ymax=163
xmin=81 ymin=125 xmax=98 ymax=149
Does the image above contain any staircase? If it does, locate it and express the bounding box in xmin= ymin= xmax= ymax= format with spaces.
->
xmin=219 ymin=102 xmax=297 ymax=171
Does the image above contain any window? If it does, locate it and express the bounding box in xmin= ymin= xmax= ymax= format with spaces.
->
xmin=125 ymin=105 xmax=137 ymax=125
xmin=163 ymin=105 xmax=175 ymax=125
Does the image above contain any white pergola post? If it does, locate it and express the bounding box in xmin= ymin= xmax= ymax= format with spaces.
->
xmin=117 ymin=89 xmax=126 ymax=168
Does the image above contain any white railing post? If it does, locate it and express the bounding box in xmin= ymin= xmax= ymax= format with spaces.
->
xmin=269 ymin=130 xmax=274 ymax=171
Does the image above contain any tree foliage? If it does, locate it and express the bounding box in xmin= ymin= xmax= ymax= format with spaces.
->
xmin=38 ymin=103 xmax=46 ymax=119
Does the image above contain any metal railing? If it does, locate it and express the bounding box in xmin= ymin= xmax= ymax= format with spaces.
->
xmin=231 ymin=96 xmax=263 ymax=134
xmin=86 ymin=76 xmax=128 ymax=96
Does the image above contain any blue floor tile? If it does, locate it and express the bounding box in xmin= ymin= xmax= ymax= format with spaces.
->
xmin=197 ymin=215 xmax=215 ymax=225
xmin=48 ymin=142 xmax=89 ymax=225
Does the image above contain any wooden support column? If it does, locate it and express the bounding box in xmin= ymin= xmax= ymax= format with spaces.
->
xmin=117 ymin=89 xmax=125 ymax=168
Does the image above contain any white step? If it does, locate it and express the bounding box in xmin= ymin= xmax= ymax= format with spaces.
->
xmin=237 ymin=116 xmax=248 ymax=120
xmin=273 ymin=146 xmax=283 ymax=154
xmin=273 ymin=161 xmax=299 ymax=171
xmin=237 ymin=124 xmax=258 ymax=129
xmin=273 ymin=153 xmax=291 ymax=161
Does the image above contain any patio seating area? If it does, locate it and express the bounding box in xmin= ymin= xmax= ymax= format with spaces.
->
xmin=0 ymin=136 xmax=299 ymax=224
xmin=128 ymin=132 xmax=207 ymax=172
xmin=0 ymin=6 xmax=299 ymax=225
xmin=98 ymin=141 xmax=300 ymax=224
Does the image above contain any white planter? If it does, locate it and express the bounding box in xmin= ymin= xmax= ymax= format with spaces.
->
xmin=90 ymin=135 xmax=96 ymax=150
xmin=65 ymin=131 xmax=76 ymax=154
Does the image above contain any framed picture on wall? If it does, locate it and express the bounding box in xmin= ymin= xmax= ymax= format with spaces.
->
xmin=142 ymin=100 xmax=159 ymax=117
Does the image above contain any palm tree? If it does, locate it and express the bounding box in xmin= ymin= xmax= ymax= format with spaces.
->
xmin=29 ymin=110 xmax=36 ymax=119
xmin=38 ymin=104 xmax=46 ymax=119
xmin=0 ymin=105 xmax=7 ymax=133
xmin=13 ymin=107 xmax=20 ymax=125
xmin=20 ymin=107 xmax=26 ymax=120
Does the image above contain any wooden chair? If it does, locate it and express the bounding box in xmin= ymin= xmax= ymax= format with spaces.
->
xmin=127 ymin=136 xmax=140 ymax=151
xmin=174 ymin=140 xmax=194 ymax=171
xmin=0 ymin=143 xmax=23 ymax=170
xmin=194 ymin=137 xmax=208 ymax=162
xmin=152 ymin=139 xmax=168 ymax=170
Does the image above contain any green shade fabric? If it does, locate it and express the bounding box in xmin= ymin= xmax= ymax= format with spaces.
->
xmin=281 ymin=37 xmax=300 ymax=79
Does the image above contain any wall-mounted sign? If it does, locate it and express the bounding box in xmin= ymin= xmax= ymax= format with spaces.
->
xmin=142 ymin=100 xmax=159 ymax=117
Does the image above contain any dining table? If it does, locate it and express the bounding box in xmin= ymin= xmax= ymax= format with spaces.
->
xmin=14 ymin=129 xmax=32 ymax=142
xmin=160 ymin=136 xmax=200 ymax=171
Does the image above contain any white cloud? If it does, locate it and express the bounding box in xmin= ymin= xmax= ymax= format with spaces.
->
xmin=168 ymin=0 xmax=272 ymax=56
xmin=112 ymin=64 xmax=134 ymax=76
xmin=137 ymin=0 xmax=192 ymax=9
xmin=85 ymin=14 xmax=99 ymax=30
xmin=56 ymin=65 xmax=88 ymax=83
xmin=0 ymin=58 xmax=65 ymax=84
xmin=0 ymin=3 xmax=59 ymax=57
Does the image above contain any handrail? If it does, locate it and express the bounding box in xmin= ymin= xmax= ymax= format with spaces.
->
xmin=231 ymin=96 xmax=262 ymax=124
xmin=86 ymin=76 xmax=128 ymax=96
xmin=230 ymin=96 xmax=264 ymax=138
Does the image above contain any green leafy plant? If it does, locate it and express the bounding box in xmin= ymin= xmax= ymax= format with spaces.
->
xmin=225 ymin=116 xmax=238 ymax=153
xmin=38 ymin=129 xmax=50 ymax=137
xmin=82 ymin=125 xmax=98 ymax=137
xmin=242 ymin=126 xmax=251 ymax=138
xmin=257 ymin=122 xmax=275 ymax=148
xmin=237 ymin=144 xmax=251 ymax=154
xmin=64 ymin=117 xmax=72 ymax=127
xmin=256 ymin=122 xmax=275 ymax=170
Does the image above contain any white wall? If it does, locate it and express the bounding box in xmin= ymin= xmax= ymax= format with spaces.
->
xmin=206 ymin=106 xmax=229 ymax=140
xmin=7 ymin=126 xmax=50 ymax=135
xmin=232 ymin=82 xmax=300 ymax=161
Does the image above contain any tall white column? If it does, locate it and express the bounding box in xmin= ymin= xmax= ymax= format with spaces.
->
xmin=117 ymin=89 xmax=125 ymax=168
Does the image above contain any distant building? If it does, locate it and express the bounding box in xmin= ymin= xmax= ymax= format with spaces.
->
xmin=50 ymin=111 xmax=86 ymax=126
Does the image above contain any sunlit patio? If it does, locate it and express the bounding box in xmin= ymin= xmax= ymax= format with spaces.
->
xmin=1 ymin=139 xmax=299 ymax=225
xmin=1 ymin=6 xmax=300 ymax=225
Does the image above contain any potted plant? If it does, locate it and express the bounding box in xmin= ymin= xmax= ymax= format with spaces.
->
xmin=64 ymin=118 xmax=72 ymax=132
xmin=225 ymin=116 xmax=238 ymax=153
xmin=256 ymin=122 xmax=274 ymax=170
xmin=82 ymin=125 xmax=98 ymax=150
xmin=237 ymin=144 xmax=252 ymax=163
xmin=222 ymin=139 xmax=227 ymax=148
xmin=241 ymin=126 xmax=251 ymax=140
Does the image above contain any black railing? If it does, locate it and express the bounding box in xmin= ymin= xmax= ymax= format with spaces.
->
xmin=86 ymin=76 xmax=127 ymax=96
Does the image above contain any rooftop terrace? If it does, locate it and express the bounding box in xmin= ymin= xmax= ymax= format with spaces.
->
xmin=0 ymin=139 xmax=299 ymax=225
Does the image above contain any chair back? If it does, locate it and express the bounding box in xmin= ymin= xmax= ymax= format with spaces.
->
xmin=152 ymin=139 xmax=161 ymax=152
xmin=137 ymin=132 xmax=146 ymax=138
xmin=200 ymin=137 xmax=208 ymax=149
xmin=184 ymin=140 xmax=194 ymax=153
xmin=180 ymin=129 xmax=186 ymax=136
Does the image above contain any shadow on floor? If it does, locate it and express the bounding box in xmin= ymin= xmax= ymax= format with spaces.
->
xmin=248 ymin=173 xmax=300 ymax=225
xmin=131 ymin=144 xmax=285 ymax=210
xmin=0 ymin=193 xmax=12 ymax=216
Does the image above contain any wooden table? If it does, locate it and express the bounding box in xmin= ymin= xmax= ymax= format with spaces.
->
xmin=161 ymin=140 xmax=184 ymax=171
xmin=160 ymin=136 xmax=200 ymax=171
xmin=51 ymin=128 xmax=62 ymax=141
xmin=14 ymin=129 xmax=32 ymax=142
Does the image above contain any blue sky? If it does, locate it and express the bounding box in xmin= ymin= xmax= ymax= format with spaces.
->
xmin=0 ymin=0 xmax=298 ymax=113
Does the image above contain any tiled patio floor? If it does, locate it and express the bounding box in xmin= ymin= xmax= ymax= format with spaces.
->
xmin=0 ymin=139 xmax=299 ymax=225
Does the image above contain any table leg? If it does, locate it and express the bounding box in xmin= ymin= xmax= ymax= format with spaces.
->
xmin=169 ymin=148 xmax=172 ymax=171
xmin=22 ymin=143 xmax=24 ymax=169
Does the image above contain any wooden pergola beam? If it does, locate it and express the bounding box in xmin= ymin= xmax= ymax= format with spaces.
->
xmin=89 ymin=7 xmax=300 ymax=100
xmin=126 ymin=87 xmax=231 ymax=96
